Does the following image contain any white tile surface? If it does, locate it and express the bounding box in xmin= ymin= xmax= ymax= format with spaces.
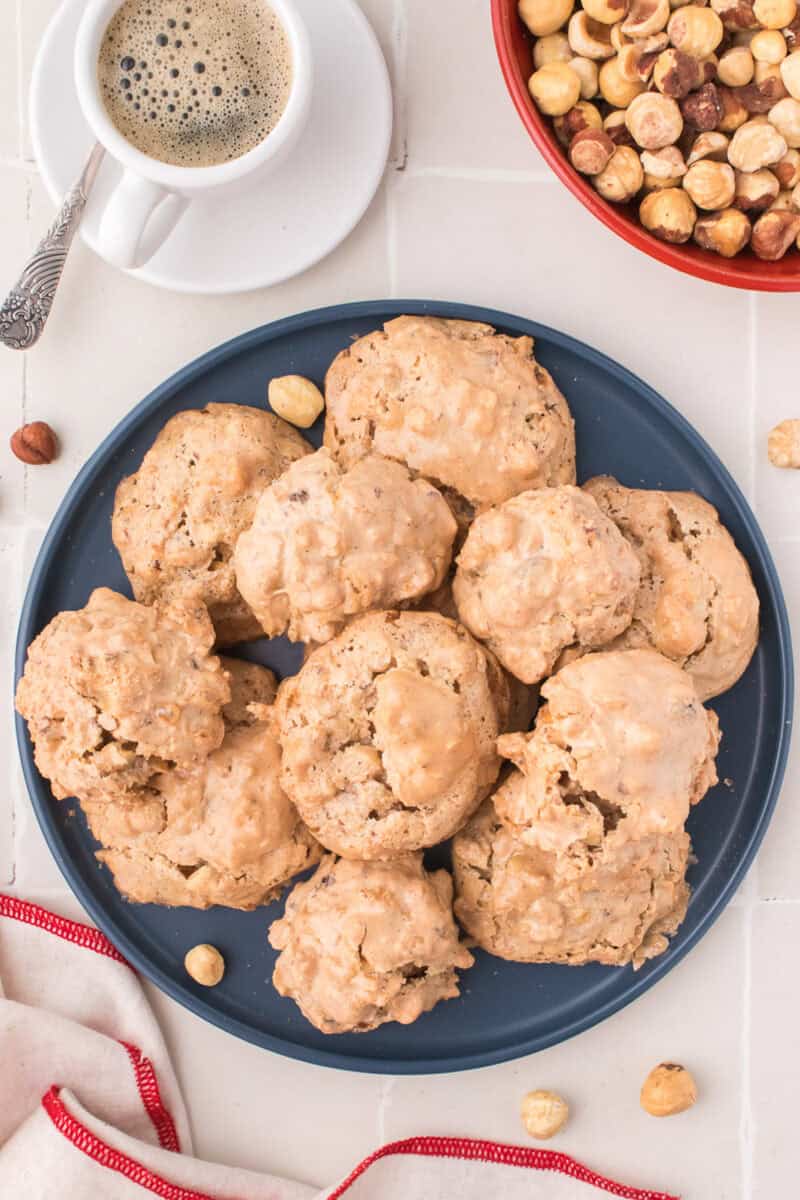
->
xmin=2 ymin=1 xmax=798 ymax=1197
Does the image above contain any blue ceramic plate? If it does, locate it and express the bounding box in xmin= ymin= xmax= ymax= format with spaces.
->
xmin=15 ymin=300 xmax=793 ymax=1074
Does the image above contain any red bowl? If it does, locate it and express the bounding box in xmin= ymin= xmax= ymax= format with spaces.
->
xmin=492 ymin=0 xmax=800 ymax=291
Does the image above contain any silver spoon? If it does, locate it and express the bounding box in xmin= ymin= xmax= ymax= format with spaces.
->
xmin=0 ymin=143 xmax=104 ymax=351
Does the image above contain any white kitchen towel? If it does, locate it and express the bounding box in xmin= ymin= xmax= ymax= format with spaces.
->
xmin=0 ymin=893 xmax=678 ymax=1200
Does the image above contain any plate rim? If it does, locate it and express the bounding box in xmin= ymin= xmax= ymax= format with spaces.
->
xmin=14 ymin=298 xmax=795 ymax=1074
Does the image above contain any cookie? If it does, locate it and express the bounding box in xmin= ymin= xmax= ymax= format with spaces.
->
xmin=453 ymin=798 xmax=690 ymax=967
xmin=583 ymin=476 xmax=759 ymax=699
xmin=269 ymin=854 xmax=473 ymax=1033
xmin=15 ymin=588 xmax=230 ymax=806
xmin=494 ymin=649 xmax=720 ymax=854
xmin=112 ymin=403 xmax=311 ymax=646
xmin=323 ymin=316 xmax=576 ymax=510
xmin=234 ymin=449 xmax=457 ymax=644
xmin=276 ymin=610 xmax=506 ymax=858
xmin=85 ymin=659 xmax=320 ymax=910
xmin=453 ymin=486 xmax=641 ymax=684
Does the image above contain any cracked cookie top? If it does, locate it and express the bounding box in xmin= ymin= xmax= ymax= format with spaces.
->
xmin=83 ymin=658 xmax=321 ymax=910
xmin=583 ymin=476 xmax=760 ymax=700
xmin=269 ymin=853 xmax=473 ymax=1033
xmin=452 ymin=798 xmax=690 ymax=967
xmin=493 ymin=649 xmax=720 ymax=857
xmin=323 ymin=316 xmax=576 ymax=510
xmin=112 ymin=403 xmax=311 ymax=646
xmin=15 ymin=587 xmax=230 ymax=806
xmin=234 ymin=449 xmax=457 ymax=644
xmin=275 ymin=610 xmax=506 ymax=859
xmin=453 ymin=486 xmax=641 ymax=684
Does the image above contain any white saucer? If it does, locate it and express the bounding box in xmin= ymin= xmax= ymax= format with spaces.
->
xmin=31 ymin=0 xmax=392 ymax=294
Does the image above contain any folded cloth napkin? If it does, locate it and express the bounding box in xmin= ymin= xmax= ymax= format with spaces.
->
xmin=0 ymin=893 xmax=677 ymax=1200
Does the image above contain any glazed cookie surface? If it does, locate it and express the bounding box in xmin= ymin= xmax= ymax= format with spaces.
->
xmin=584 ymin=476 xmax=760 ymax=699
xmin=276 ymin=610 xmax=506 ymax=859
xmin=494 ymin=649 xmax=720 ymax=855
xmin=112 ymin=403 xmax=311 ymax=645
xmin=453 ymin=486 xmax=641 ymax=684
xmin=453 ymin=799 xmax=690 ymax=967
xmin=323 ymin=316 xmax=576 ymax=509
xmin=234 ymin=449 xmax=457 ymax=644
xmin=15 ymin=588 xmax=230 ymax=806
xmin=85 ymin=658 xmax=321 ymax=910
xmin=269 ymin=854 xmax=473 ymax=1034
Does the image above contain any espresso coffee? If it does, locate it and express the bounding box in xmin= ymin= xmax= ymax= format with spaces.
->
xmin=97 ymin=0 xmax=292 ymax=167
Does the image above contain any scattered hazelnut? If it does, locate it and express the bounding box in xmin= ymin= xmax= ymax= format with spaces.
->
xmin=688 ymin=129 xmax=731 ymax=161
xmin=534 ymin=31 xmax=573 ymax=68
xmin=694 ymin=204 xmax=753 ymax=249
xmin=570 ymin=126 xmax=617 ymax=171
xmin=622 ymin=0 xmax=672 ymax=36
xmin=751 ymin=204 xmax=800 ymax=251
xmin=653 ymin=47 xmax=703 ymax=94
xmin=684 ymin=157 xmax=737 ymax=203
xmin=568 ymin=10 xmax=616 ymax=57
xmin=554 ymin=99 xmax=603 ymax=143
xmin=604 ymin=107 xmax=637 ymax=143
xmin=569 ymin=54 xmax=601 ymax=95
xmin=640 ymin=1063 xmax=698 ymax=1117
xmin=640 ymin=185 xmax=698 ymax=237
xmin=184 ymin=943 xmax=225 ymax=986
xmin=775 ymin=145 xmax=800 ymax=181
xmin=751 ymin=27 xmax=789 ymax=58
xmin=519 ymin=0 xmax=576 ymax=38
xmin=728 ymin=116 xmax=788 ymax=165
xmin=594 ymin=143 xmax=646 ymax=197
xmin=781 ymin=48 xmax=800 ymax=94
xmin=718 ymin=84 xmax=752 ymax=128
xmin=583 ymin=0 xmax=629 ymax=21
xmin=626 ymin=91 xmax=684 ymax=147
xmin=753 ymin=0 xmax=798 ymax=28
xmin=769 ymin=94 xmax=800 ymax=141
xmin=520 ymin=1090 xmax=570 ymax=1139
xmin=734 ymin=164 xmax=781 ymax=203
xmin=681 ymin=81 xmax=724 ymax=127
xmin=268 ymin=374 xmax=325 ymax=428
xmin=768 ymin=418 xmax=800 ymax=466
xmin=10 ymin=421 xmax=58 ymax=465
xmin=717 ymin=45 xmax=756 ymax=84
xmin=599 ymin=54 xmax=648 ymax=102
xmin=668 ymin=5 xmax=725 ymax=55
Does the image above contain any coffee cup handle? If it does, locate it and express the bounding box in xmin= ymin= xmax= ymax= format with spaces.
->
xmin=95 ymin=170 xmax=188 ymax=270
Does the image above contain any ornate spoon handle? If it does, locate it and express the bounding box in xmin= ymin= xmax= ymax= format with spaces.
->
xmin=0 ymin=143 xmax=104 ymax=351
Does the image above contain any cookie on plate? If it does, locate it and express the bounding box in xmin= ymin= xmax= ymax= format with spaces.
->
xmin=494 ymin=649 xmax=720 ymax=853
xmin=234 ymin=449 xmax=457 ymax=644
xmin=584 ymin=476 xmax=760 ymax=699
xmin=453 ymin=486 xmax=641 ymax=684
xmin=84 ymin=659 xmax=321 ymax=910
xmin=269 ymin=854 xmax=473 ymax=1033
xmin=112 ymin=403 xmax=311 ymax=645
xmin=323 ymin=316 xmax=576 ymax=510
xmin=453 ymin=798 xmax=690 ymax=967
xmin=276 ymin=610 xmax=506 ymax=859
xmin=15 ymin=588 xmax=230 ymax=806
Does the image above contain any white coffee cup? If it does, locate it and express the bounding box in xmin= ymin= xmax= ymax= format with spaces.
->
xmin=74 ymin=0 xmax=312 ymax=270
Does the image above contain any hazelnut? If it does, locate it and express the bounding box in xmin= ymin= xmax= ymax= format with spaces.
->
xmin=768 ymin=418 xmax=800 ymax=467
xmin=683 ymin=157 xmax=737 ymax=204
xmin=618 ymin=42 xmax=646 ymax=80
xmin=534 ymin=32 xmax=573 ymax=68
xmin=640 ymin=1063 xmax=698 ymax=1117
xmin=688 ymin=129 xmax=731 ymax=160
xmin=786 ymin=13 xmax=800 ymax=50
xmin=626 ymin=91 xmax=684 ymax=147
xmin=693 ymin=204 xmax=753 ymax=249
xmin=521 ymin=1090 xmax=570 ymax=1140
xmin=10 ymin=421 xmax=58 ymax=465
xmin=752 ymin=29 xmax=788 ymax=60
xmin=570 ymin=126 xmax=617 ymax=171
xmin=768 ymin=185 xmax=797 ymax=203
xmin=734 ymin=164 xmax=781 ymax=203
xmin=568 ymin=10 xmax=616 ymax=56
xmin=717 ymin=45 xmax=755 ymax=84
xmin=519 ymin=0 xmax=575 ymax=38
xmin=554 ymin=99 xmax=603 ymax=142
xmin=610 ymin=21 xmax=632 ymax=49
xmin=642 ymin=144 xmax=689 ymax=176
xmin=599 ymin=54 xmax=648 ymax=101
xmin=569 ymin=54 xmax=601 ymax=95
xmin=781 ymin=48 xmax=800 ymax=94
xmin=653 ymin=47 xmax=702 ymax=94
xmin=681 ymin=81 xmax=724 ymax=127
xmin=529 ymin=61 xmax=583 ymax=113
xmin=622 ymin=0 xmax=671 ymax=35
xmin=754 ymin=60 xmax=789 ymax=87
xmin=718 ymin=84 xmax=752 ymax=127
xmin=775 ymin=145 xmax=800 ymax=181
xmin=753 ymin=0 xmax=798 ymax=27
xmin=594 ymin=143 xmax=646 ymax=197
xmin=583 ymin=0 xmax=629 ymax=21
xmin=793 ymin=177 xmax=800 ymax=199
xmin=728 ymin=116 xmax=788 ymax=165
xmin=711 ymin=0 xmax=759 ymax=28
xmin=668 ymin=5 xmax=724 ymax=55
xmin=604 ymin=107 xmax=637 ymax=143
xmin=735 ymin=73 xmax=789 ymax=109
xmin=640 ymin=185 xmax=698 ymax=237
xmin=184 ymin=943 xmax=225 ymax=986
xmin=769 ymin=94 xmax=800 ymax=141
xmin=269 ymin=374 xmax=325 ymax=428
xmin=751 ymin=204 xmax=800 ymax=251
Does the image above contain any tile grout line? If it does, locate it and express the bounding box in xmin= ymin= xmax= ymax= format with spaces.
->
xmin=739 ymin=903 xmax=755 ymax=1199
xmin=376 ymin=1076 xmax=395 ymax=1148
xmin=386 ymin=0 xmax=408 ymax=298
xmin=406 ymin=164 xmax=558 ymax=183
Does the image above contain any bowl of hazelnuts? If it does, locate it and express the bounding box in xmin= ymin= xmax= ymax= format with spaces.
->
xmin=492 ymin=0 xmax=800 ymax=287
